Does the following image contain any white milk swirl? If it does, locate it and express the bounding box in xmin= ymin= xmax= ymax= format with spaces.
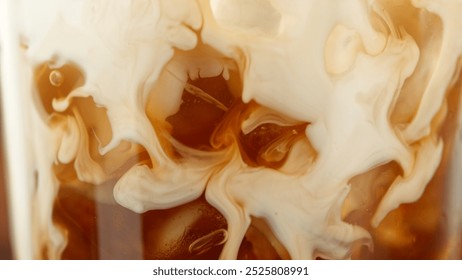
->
xmin=1 ymin=0 xmax=462 ymax=259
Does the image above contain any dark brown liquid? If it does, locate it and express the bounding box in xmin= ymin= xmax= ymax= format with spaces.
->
xmin=34 ymin=60 xmax=288 ymax=259
xmin=0 ymin=107 xmax=13 ymax=259
xmin=347 ymin=73 xmax=462 ymax=260
xmin=53 ymin=186 xmax=228 ymax=259
xmin=33 ymin=54 xmax=462 ymax=259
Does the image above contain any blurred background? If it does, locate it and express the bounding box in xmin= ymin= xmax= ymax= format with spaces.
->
xmin=0 ymin=1 xmax=12 ymax=258
xmin=1 ymin=67 xmax=13 ymax=259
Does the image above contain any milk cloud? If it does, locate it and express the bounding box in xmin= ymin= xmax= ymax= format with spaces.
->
xmin=3 ymin=0 xmax=462 ymax=259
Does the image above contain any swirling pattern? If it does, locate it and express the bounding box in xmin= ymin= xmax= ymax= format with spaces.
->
xmin=14 ymin=0 xmax=462 ymax=259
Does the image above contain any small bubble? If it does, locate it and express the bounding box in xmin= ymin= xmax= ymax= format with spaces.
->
xmin=49 ymin=70 xmax=64 ymax=87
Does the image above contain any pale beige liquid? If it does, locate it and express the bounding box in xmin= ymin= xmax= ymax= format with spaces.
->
xmin=33 ymin=57 xmax=462 ymax=259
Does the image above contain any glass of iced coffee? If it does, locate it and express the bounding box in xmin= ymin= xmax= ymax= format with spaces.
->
xmin=1 ymin=0 xmax=461 ymax=260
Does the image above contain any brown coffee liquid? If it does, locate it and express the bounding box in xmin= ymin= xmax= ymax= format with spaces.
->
xmin=34 ymin=56 xmax=461 ymax=259
xmin=347 ymin=73 xmax=462 ymax=260
xmin=0 ymin=109 xmax=13 ymax=259
xmin=32 ymin=60 xmax=286 ymax=259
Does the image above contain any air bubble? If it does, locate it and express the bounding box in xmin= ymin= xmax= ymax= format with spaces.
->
xmin=188 ymin=228 xmax=228 ymax=255
xmin=49 ymin=70 xmax=64 ymax=87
